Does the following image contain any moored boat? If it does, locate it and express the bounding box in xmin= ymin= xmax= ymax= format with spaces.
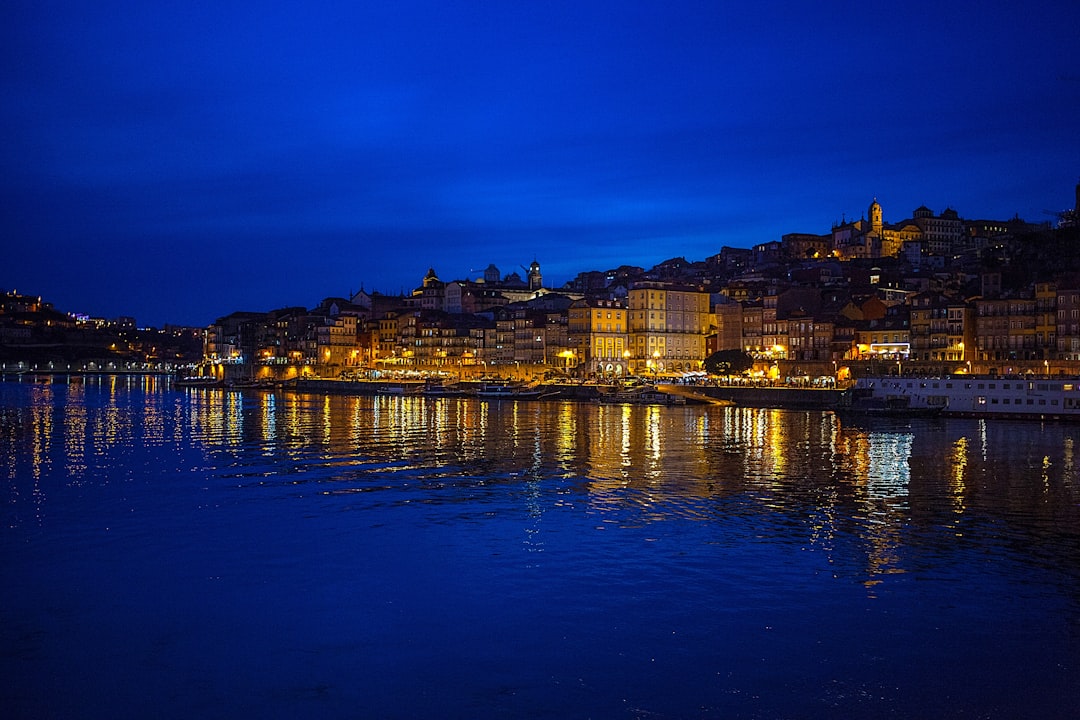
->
xmin=226 ymin=378 xmax=278 ymax=390
xmin=376 ymin=384 xmax=422 ymax=395
xmin=174 ymin=375 xmax=223 ymax=389
xmin=419 ymin=382 xmax=469 ymax=397
xmin=837 ymin=386 xmax=944 ymax=417
xmin=596 ymin=385 xmax=686 ymax=405
xmin=849 ymin=376 xmax=1080 ymax=419
xmin=474 ymin=382 xmax=558 ymax=400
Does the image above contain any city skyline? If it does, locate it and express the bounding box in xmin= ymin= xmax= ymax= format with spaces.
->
xmin=4 ymin=1 xmax=1080 ymax=327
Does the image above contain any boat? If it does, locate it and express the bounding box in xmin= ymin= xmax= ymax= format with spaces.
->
xmin=837 ymin=386 xmax=944 ymax=417
xmin=376 ymin=384 xmax=422 ymax=395
xmin=226 ymin=378 xmax=278 ymax=390
xmin=419 ymin=382 xmax=469 ymax=397
xmin=847 ymin=376 xmax=1080 ymax=419
xmin=474 ymin=383 xmax=558 ymax=400
xmin=173 ymin=375 xmax=223 ymax=389
xmin=596 ymin=385 xmax=686 ymax=405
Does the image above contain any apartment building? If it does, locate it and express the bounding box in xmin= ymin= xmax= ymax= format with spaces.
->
xmin=568 ymin=297 xmax=629 ymax=376
xmin=628 ymin=281 xmax=710 ymax=374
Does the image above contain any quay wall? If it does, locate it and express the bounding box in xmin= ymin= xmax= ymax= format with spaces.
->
xmin=286 ymin=379 xmax=604 ymax=401
xmin=3 ymin=374 xmax=848 ymax=410
xmin=286 ymin=379 xmax=844 ymax=409
xmin=691 ymin=386 xmax=844 ymax=409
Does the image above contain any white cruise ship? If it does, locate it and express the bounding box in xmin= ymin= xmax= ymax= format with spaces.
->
xmin=850 ymin=376 xmax=1080 ymax=419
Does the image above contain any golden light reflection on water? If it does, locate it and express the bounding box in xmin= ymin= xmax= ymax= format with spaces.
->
xmin=834 ymin=420 xmax=919 ymax=587
xmin=951 ymin=436 xmax=969 ymax=517
xmin=29 ymin=385 xmax=54 ymax=482
xmin=1064 ymin=437 xmax=1075 ymax=487
xmin=63 ymin=384 xmax=87 ymax=481
xmin=6 ymin=383 xmax=1080 ymax=590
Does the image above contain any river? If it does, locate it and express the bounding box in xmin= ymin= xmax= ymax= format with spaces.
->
xmin=2 ymin=376 xmax=1078 ymax=718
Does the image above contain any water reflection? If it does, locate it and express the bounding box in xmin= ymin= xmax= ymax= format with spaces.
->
xmin=3 ymin=382 xmax=1080 ymax=589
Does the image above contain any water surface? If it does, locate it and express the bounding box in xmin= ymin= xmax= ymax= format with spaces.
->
xmin=2 ymin=377 xmax=1079 ymax=718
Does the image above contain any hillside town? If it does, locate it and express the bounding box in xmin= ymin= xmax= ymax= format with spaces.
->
xmin=5 ymin=187 xmax=1080 ymax=384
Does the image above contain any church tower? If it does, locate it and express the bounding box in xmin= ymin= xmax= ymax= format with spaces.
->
xmin=869 ymin=198 xmax=883 ymax=234
xmin=527 ymin=260 xmax=543 ymax=291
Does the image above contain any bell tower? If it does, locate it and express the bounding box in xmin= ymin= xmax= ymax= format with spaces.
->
xmin=869 ymin=198 xmax=883 ymax=234
xmin=527 ymin=260 xmax=543 ymax=291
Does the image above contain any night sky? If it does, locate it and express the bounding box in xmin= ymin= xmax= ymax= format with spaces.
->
xmin=4 ymin=1 xmax=1079 ymax=327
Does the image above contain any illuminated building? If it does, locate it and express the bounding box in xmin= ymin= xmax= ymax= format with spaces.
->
xmin=568 ymin=297 xmax=628 ymax=376
xmin=628 ymin=281 xmax=710 ymax=375
xmin=908 ymin=292 xmax=974 ymax=365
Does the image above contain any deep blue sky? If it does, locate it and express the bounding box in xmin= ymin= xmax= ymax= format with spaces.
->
xmin=4 ymin=1 xmax=1079 ymax=327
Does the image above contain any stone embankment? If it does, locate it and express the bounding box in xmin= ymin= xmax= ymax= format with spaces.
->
xmin=675 ymin=385 xmax=845 ymax=409
xmin=285 ymin=378 xmax=847 ymax=409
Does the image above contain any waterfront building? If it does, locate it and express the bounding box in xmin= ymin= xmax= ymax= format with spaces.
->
xmin=760 ymin=291 xmax=784 ymax=360
xmin=908 ymin=292 xmax=974 ymax=365
xmin=504 ymin=298 xmax=572 ymax=369
xmin=741 ymin=301 xmax=764 ymax=356
xmin=628 ymin=281 xmax=710 ymax=374
xmin=1036 ymin=281 xmax=1057 ymax=358
xmin=489 ymin=307 xmax=517 ymax=368
xmin=316 ymin=311 xmax=359 ymax=369
xmin=854 ymin=307 xmax=911 ymax=360
xmin=265 ymin=306 xmax=316 ymax=367
xmin=974 ymin=295 xmax=1040 ymax=363
xmin=511 ymin=308 xmax=550 ymax=365
xmin=709 ymin=295 xmax=743 ymax=353
xmin=205 ymin=311 xmax=269 ymax=365
xmin=397 ymin=310 xmax=490 ymax=368
xmin=375 ymin=312 xmax=403 ymax=367
xmin=1056 ymin=279 xmax=1080 ymax=360
xmin=568 ymin=297 xmax=629 ymax=377
xmin=785 ymin=311 xmax=834 ymax=363
xmin=832 ymin=317 xmax=858 ymax=360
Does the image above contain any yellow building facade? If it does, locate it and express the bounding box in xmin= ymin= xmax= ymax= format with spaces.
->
xmin=628 ymin=282 xmax=711 ymax=375
xmin=568 ymin=298 xmax=629 ymax=376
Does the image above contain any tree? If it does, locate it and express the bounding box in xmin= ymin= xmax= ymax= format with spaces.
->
xmin=703 ymin=349 xmax=754 ymax=376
